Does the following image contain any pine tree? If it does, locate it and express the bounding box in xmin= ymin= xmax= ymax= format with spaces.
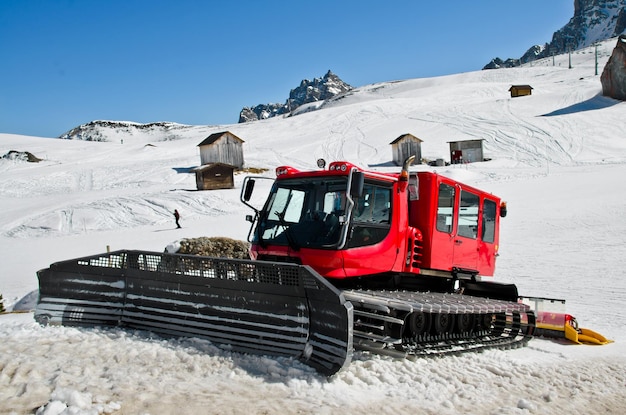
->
xmin=0 ymin=293 xmax=5 ymax=313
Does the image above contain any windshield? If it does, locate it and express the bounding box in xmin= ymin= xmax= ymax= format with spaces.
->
xmin=254 ymin=178 xmax=348 ymax=249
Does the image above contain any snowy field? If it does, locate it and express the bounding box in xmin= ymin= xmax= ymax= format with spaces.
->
xmin=1 ymin=38 xmax=626 ymax=414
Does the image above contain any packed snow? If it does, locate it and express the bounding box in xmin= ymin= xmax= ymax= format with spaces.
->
xmin=1 ymin=39 xmax=625 ymax=414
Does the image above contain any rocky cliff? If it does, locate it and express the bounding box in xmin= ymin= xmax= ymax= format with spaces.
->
xmin=238 ymin=70 xmax=352 ymax=123
xmin=484 ymin=0 xmax=626 ymax=69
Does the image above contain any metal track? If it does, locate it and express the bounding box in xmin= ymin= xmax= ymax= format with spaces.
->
xmin=343 ymin=289 xmax=535 ymax=357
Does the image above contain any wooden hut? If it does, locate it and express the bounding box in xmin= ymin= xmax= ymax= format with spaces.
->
xmin=197 ymin=131 xmax=245 ymax=168
xmin=192 ymin=163 xmax=235 ymax=190
xmin=389 ymin=133 xmax=423 ymax=166
xmin=448 ymin=139 xmax=485 ymax=164
xmin=509 ymin=85 xmax=533 ymax=97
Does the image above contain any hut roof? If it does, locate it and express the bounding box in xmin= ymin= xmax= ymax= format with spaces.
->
xmin=191 ymin=162 xmax=237 ymax=173
xmin=447 ymin=139 xmax=485 ymax=143
xmin=389 ymin=133 xmax=423 ymax=145
xmin=508 ymin=85 xmax=533 ymax=91
xmin=197 ymin=131 xmax=245 ymax=147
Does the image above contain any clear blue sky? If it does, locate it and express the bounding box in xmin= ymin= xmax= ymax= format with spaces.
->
xmin=0 ymin=0 xmax=573 ymax=138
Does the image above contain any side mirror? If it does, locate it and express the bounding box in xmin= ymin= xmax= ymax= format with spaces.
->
xmin=350 ymin=172 xmax=364 ymax=198
xmin=243 ymin=179 xmax=255 ymax=202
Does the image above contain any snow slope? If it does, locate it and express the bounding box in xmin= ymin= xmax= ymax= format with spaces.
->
xmin=1 ymin=38 xmax=625 ymax=414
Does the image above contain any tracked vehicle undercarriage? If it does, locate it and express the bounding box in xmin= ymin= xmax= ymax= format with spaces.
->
xmin=345 ymin=289 xmax=534 ymax=357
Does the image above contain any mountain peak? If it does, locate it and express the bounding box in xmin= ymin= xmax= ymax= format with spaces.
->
xmin=484 ymin=0 xmax=626 ymax=69
xmin=238 ymin=71 xmax=353 ymax=123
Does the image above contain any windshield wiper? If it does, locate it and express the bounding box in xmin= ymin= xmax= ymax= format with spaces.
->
xmin=275 ymin=210 xmax=300 ymax=251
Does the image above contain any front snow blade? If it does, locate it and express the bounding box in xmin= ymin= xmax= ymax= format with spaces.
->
xmin=35 ymin=250 xmax=353 ymax=376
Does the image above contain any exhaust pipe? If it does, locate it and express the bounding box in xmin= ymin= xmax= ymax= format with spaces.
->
xmin=398 ymin=155 xmax=415 ymax=190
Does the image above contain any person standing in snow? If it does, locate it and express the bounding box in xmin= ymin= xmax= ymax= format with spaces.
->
xmin=174 ymin=209 xmax=181 ymax=228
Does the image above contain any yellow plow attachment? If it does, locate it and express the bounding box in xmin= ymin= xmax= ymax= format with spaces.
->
xmin=520 ymin=297 xmax=613 ymax=346
xmin=564 ymin=324 xmax=613 ymax=345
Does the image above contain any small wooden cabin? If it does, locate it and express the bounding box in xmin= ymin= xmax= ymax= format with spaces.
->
xmin=509 ymin=85 xmax=533 ymax=97
xmin=448 ymin=139 xmax=484 ymax=164
xmin=390 ymin=133 xmax=423 ymax=166
xmin=197 ymin=131 xmax=244 ymax=168
xmin=193 ymin=163 xmax=235 ymax=190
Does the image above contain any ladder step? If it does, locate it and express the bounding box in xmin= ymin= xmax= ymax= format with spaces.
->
xmin=353 ymin=309 xmax=405 ymax=325
xmin=353 ymin=329 xmax=402 ymax=344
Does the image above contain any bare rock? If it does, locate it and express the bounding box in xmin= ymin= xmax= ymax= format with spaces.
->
xmin=601 ymin=35 xmax=626 ymax=100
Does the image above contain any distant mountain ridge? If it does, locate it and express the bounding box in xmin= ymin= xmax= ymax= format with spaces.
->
xmin=59 ymin=120 xmax=194 ymax=142
xmin=484 ymin=0 xmax=626 ymax=69
xmin=238 ymin=70 xmax=352 ymax=123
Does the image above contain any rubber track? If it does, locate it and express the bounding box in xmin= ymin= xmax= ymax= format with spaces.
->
xmin=343 ymin=289 xmax=535 ymax=358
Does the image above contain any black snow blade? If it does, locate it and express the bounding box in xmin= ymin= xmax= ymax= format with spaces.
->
xmin=34 ymin=250 xmax=353 ymax=376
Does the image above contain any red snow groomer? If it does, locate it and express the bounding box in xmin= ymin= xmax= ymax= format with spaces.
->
xmin=34 ymin=157 xmax=608 ymax=376
xmin=240 ymin=157 xmax=534 ymax=358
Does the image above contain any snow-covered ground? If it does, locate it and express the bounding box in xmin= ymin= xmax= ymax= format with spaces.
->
xmin=1 ymin=38 xmax=625 ymax=414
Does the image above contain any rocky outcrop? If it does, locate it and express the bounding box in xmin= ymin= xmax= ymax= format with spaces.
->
xmin=59 ymin=120 xmax=187 ymax=141
xmin=601 ymin=35 xmax=626 ymax=99
xmin=542 ymin=0 xmax=625 ymax=56
xmin=520 ymin=45 xmax=546 ymax=64
xmin=2 ymin=150 xmax=42 ymax=162
xmin=239 ymin=70 xmax=352 ymax=122
xmin=483 ymin=57 xmax=521 ymax=70
xmin=239 ymin=103 xmax=286 ymax=123
xmin=484 ymin=0 xmax=626 ymax=69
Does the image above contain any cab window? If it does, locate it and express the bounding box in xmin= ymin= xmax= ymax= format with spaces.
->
xmin=352 ymin=184 xmax=391 ymax=224
xmin=437 ymin=183 xmax=455 ymax=233
xmin=348 ymin=183 xmax=392 ymax=247
xmin=458 ymin=190 xmax=479 ymax=239
xmin=482 ymin=199 xmax=496 ymax=243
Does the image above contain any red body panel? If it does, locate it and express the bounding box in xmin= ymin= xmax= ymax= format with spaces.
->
xmin=410 ymin=172 xmax=501 ymax=277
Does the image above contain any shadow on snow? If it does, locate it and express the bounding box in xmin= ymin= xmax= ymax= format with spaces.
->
xmin=541 ymin=94 xmax=620 ymax=117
